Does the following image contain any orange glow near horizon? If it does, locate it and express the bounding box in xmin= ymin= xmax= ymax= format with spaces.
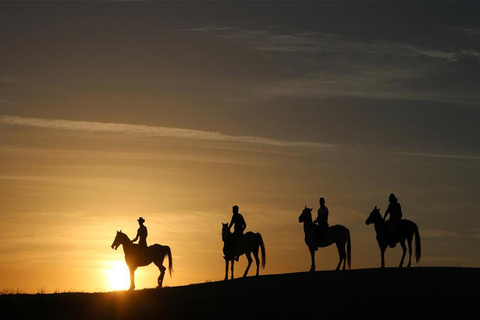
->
xmin=104 ymin=260 xmax=130 ymax=291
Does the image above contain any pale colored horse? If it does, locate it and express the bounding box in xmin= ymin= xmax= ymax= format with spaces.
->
xmin=365 ymin=206 xmax=421 ymax=268
xmin=111 ymin=231 xmax=173 ymax=290
xmin=299 ymin=207 xmax=351 ymax=271
xmin=222 ymin=223 xmax=266 ymax=280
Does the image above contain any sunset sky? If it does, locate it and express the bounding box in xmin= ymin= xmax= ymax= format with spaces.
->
xmin=1 ymin=1 xmax=480 ymax=293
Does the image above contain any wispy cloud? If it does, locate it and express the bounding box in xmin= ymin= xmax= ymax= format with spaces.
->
xmin=183 ymin=26 xmax=480 ymax=105
xmin=0 ymin=115 xmax=335 ymax=149
xmin=395 ymin=152 xmax=480 ymax=161
xmin=185 ymin=26 xmax=462 ymax=61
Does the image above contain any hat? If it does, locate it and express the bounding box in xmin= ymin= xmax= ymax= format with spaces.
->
xmin=137 ymin=217 xmax=145 ymax=223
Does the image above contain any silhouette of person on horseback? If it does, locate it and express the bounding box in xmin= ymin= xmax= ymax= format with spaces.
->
xmin=228 ymin=205 xmax=246 ymax=261
xmin=383 ymin=193 xmax=402 ymax=248
xmin=131 ymin=217 xmax=148 ymax=248
xmin=314 ymin=197 xmax=329 ymax=241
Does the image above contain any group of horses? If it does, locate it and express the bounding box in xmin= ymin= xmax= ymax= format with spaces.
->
xmin=111 ymin=206 xmax=421 ymax=290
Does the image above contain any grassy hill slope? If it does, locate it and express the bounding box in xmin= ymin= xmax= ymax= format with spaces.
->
xmin=1 ymin=267 xmax=478 ymax=320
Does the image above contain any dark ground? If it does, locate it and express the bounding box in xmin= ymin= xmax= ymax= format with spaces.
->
xmin=1 ymin=267 xmax=478 ymax=320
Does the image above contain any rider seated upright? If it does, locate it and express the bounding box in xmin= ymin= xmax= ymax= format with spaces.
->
xmin=383 ymin=193 xmax=402 ymax=248
xmin=228 ymin=205 xmax=246 ymax=261
xmin=314 ymin=197 xmax=329 ymax=242
xmin=132 ymin=217 xmax=148 ymax=249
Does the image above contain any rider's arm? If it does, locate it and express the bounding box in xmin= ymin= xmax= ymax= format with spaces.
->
xmin=383 ymin=206 xmax=390 ymax=221
xmin=228 ymin=216 xmax=234 ymax=229
xmin=131 ymin=230 xmax=139 ymax=243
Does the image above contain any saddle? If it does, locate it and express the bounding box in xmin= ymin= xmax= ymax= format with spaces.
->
xmin=225 ymin=233 xmax=243 ymax=259
xmin=133 ymin=244 xmax=150 ymax=262
xmin=314 ymin=225 xmax=330 ymax=249
xmin=315 ymin=224 xmax=329 ymax=240
xmin=384 ymin=220 xmax=400 ymax=247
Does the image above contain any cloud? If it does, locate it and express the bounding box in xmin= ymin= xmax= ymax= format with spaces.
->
xmin=182 ymin=26 xmax=480 ymax=104
xmin=185 ymin=26 xmax=460 ymax=61
xmin=0 ymin=115 xmax=335 ymax=149
xmin=395 ymin=152 xmax=480 ymax=161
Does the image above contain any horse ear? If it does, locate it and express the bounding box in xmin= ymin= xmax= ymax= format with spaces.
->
xmin=374 ymin=206 xmax=377 ymax=210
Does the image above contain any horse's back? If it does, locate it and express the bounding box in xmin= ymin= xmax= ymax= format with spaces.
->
xmin=399 ymin=219 xmax=417 ymax=230
xmin=330 ymin=224 xmax=350 ymax=235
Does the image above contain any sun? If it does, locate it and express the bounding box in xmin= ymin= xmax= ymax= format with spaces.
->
xmin=104 ymin=260 xmax=130 ymax=291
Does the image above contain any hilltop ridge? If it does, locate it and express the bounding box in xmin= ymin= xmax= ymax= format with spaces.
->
xmin=1 ymin=267 xmax=478 ymax=320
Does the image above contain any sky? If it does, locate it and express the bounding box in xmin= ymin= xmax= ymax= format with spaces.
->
xmin=1 ymin=1 xmax=480 ymax=293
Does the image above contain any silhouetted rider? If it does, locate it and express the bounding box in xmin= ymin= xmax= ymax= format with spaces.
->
xmin=315 ymin=197 xmax=329 ymax=240
xmin=131 ymin=217 xmax=148 ymax=248
xmin=229 ymin=205 xmax=246 ymax=238
xmin=228 ymin=205 xmax=246 ymax=260
xmin=383 ymin=193 xmax=402 ymax=247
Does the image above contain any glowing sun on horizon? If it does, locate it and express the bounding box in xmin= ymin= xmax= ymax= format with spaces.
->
xmin=105 ymin=260 xmax=130 ymax=291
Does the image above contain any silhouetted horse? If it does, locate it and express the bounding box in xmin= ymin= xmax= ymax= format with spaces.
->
xmin=299 ymin=207 xmax=351 ymax=271
xmin=222 ymin=223 xmax=266 ymax=280
xmin=111 ymin=231 xmax=173 ymax=290
xmin=365 ymin=206 xmax=421 ymax=268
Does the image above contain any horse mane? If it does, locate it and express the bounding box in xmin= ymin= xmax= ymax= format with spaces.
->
xmin=117 ymin=230 xmax=131 ymax=241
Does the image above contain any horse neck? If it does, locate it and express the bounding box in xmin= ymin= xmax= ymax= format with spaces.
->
xmin=119 ymin=234 xmax=133 ymax=252
xmin=222 ymin=230 xmax=231 ymax=242
xmin=373 ymin=215 xmax=384 ymax=232
xmin=302 ymin=216 xmax=315 ymax=233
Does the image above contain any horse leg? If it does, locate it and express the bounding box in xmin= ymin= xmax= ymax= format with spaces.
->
xmin=335 ymin=242 xmax=346 ymax=271
xmin=309 ymin=246 xmax=316 ymax=272
xmin=128 ymin=266 xmax=136 ymax=291
xmin=155 ymin=262 xmax=166 ymax=288
xmin=224 ymin=258 xmax=229 ymax=281
xmin=399 ymin=241 xmax=407 ymax=268
xmin=230 ymin=259 xmax=235 ymax=280
xmin=407 ymin=236 xmax=413 ymax=267
xmin=254 ymin=250 xmax=260 ymax=276
xmin=243 ymin=252 xmax=252 ymax=278
xmin=380 ymin=243 xmax=386 ymax=268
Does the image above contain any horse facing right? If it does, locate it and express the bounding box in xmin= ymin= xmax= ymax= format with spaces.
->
xmin=365 ymin=206 xmax=421 ymax=268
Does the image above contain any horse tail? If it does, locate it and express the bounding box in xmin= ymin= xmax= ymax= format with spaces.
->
xmin=347 ymin=229 xmax=351 ymax=269
xmin=257 ymin=233 xmax=266 ymax=269
xmin=414 ymin=223 xmax=421 ymax=263
xmin=166 ymin=246 xmax=173 ymax=277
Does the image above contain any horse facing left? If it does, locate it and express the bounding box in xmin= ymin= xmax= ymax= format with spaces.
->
xmin=222 ymin=223 xmax=266 ymax=280
xmin=111 ymin=230 xmax=173 ymax=290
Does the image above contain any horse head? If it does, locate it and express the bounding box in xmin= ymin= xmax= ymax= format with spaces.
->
xmin=365 ymin=206 xmax=382 ymax=225
xmin=299 ymin=206 xmax=313 ymax=223
xmin=111 ymin=230 xmax=126 ymax=250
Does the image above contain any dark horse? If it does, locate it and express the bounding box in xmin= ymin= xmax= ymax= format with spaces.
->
xmin=222 ymin=223 xmax=266 ymax=280
xmin=365 ymin=206 xmax=421 ymax=268
xmin=299 ymin=207 xmax=351 ymax=271
xmin=111 ymin=231 xmax=173 ymax=290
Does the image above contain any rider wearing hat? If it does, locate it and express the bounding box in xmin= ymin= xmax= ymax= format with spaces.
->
xmin=132 ymin=217 xmax=148 ymax=248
